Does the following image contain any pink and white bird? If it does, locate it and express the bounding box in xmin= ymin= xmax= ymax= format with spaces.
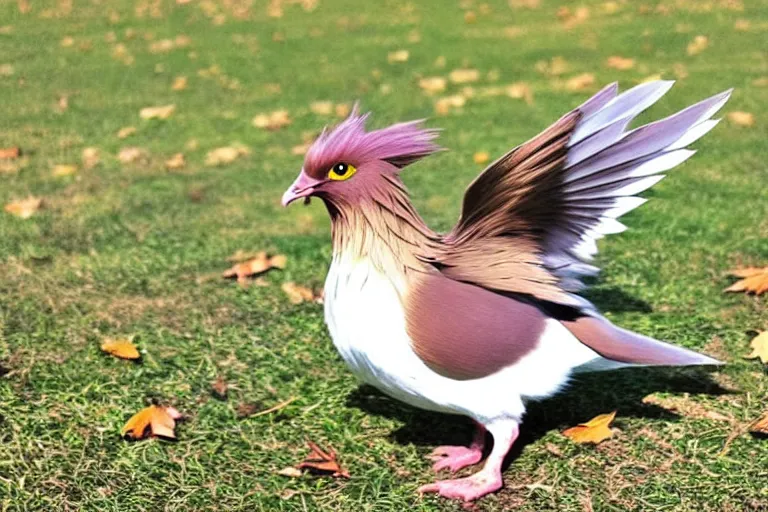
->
xmin=282 ymin=81 xmax=728 ymax=502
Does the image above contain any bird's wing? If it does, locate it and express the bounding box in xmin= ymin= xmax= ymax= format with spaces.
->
xmin=434 ymin=81 xmax=731 ymax=308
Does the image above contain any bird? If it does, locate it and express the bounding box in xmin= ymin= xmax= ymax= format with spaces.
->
xmin=281 ymin=81 xmax=729 ymax=502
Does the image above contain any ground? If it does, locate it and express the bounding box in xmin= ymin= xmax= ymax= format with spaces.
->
xmin=1 ymin=0 xmax=767 ymax=510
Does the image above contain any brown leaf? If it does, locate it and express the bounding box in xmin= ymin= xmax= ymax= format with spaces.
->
xmin=727 ymin=111 xmax=755 ymax=127
xmin=419 ymin=76 xmax=447 ymax=95
xmin=172 ymin=76 xmax=188 ymax=91
xmin=4 ymin=196 xmax=42 ymax=219
xmin=562 ymin=411 xmax=616 ymax=444
xmin=121 ymin=405 xmax=182 ymax=440
xmin=101 ymin=337 xmax=140 ymax=360
xmin=165 ymin=153 xmax=185 ymax=170
xmin=117 ymin=126 xmax=137 ymax=139
xmin=725 ymin=266 xmax=768 ymax=294
xmin=506 ymin=82 xmax=533 ymax=104
xmin=52 ymin=164 xmax=77 ymax=177
xmin=118 ymin=147 xmax=147 ymax=164
xmin=687 ymin=35 xmax=709 ymax=56
xmin=236 ymin=402 xmax=262 ymax=418
xmin=252 ymin=110 xmax=291 ymax=130
xmin=606 ymin=56 xmax=635 ymax=70
xmin=535 ymin=56 xmax=568 ymax=76
xmin=434 ymin=95 xmax=466 ymax=115
xmin=296 ymin=440 xmax=350 ymax=478
xmin=140 ymin=104 xmax=176 ymax=120
xmin=745 ymin=332 xmax=768 ymax=364
xmin=750 ymin=411 xmax=768 ymax=436
xmin=281 ymin=281 xmax=317 ymax=304
xmin=387 ymin=49 xmax=409 ymax=63
xmin=205 ymin=145 xmax=249 ymax=166
xmin=0 ymin=147 xmax=21 ymax=159
xmin=449 ymin=68 xmax=480 ymax=84
xmin=211 ymin=376 xmax=228 ymax=400
xmin=222 ymin=252 xmax=286 ymax=284
xmin=565 ymin=73 xmax=596 ymax=91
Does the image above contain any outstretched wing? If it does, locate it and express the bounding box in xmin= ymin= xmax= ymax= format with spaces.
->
xmin=434 ymin=81 xmax=731 ymax=308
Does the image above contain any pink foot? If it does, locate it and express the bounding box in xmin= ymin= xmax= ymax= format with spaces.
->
xmin=418 ymin=470 xmax=503 ymax=502
xmin=429 ymin=445 xmax=484 ymax=473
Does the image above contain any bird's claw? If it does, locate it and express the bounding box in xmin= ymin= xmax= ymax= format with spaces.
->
xmin=418 ymin=471 xmax=502 ymax=502
xmin=428 ymin=445 xmax=483 ymax=473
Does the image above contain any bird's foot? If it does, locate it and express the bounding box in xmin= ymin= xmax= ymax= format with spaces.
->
xmin=418 ymin=470 xmax=503 ymax=502
xmin=428 ymin=445 xmax=484 ymax=473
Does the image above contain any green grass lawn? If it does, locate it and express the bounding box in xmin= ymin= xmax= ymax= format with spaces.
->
xmin=1 ymin=0 xmax=767 ymax=510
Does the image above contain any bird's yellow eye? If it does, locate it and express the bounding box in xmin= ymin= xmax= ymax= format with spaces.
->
xmin=328 ymin=162 xmax=357 ymax=181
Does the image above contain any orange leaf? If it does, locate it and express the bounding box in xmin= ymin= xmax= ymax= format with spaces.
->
xmin=562 ymin=411 xmax=616 ymax=444
xmin=727 ymin=111 xmax=755 ymax=127
xmin=121 ymin=405 xmax=182 ymax=440
xmin=725 ymin=266 xmax=768 ymax=295
xmin=281 ymin=281 xmax=317 ymax=304
xmin=296 ymin=440 xmax=350 ymax=478
xmin=750 ymin=411 xmax=768 ymax=436
xmin=745 ymin=331 xmax=768 ymax=364
xmin=605 ymin=56 xmax=635 ymax=70
xmin=165 ymin=153 xmax=185 ymax=170
xmin=473 ymin=152 xmax=490 ymax=164
xmin=211 ymin=376 xmax=228 ymax=400
xmin=0 ymin=146 xmax=21 ymax=159
xmin=4 ymin=196 xmax=42 ymax=219
xmin=222 ymin=252 xmax=286 ymax=284
xmin=101 ymin=338 xmax=140 ymax=360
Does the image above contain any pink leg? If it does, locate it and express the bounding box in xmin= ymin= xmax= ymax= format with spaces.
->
xmin=429 ymin=422 xmax=486 ymax=473
xmin=419 ymin=419 xmax=519 ymax=502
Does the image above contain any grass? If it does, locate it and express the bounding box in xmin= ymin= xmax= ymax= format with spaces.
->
xmin=1 ymin=0 xmax=767 ymax=510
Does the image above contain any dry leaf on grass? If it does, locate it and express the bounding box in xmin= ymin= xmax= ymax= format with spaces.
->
xmin=750 ymin=411 xmax=768 ymax=436
xmin=52 ymin=164 xmax=77 ymax=177
xmin=473 ymin=152 xmax=490 ymax=164
xmin=140 ymin=104 xmax=176 ymax=120
xmin=725 ymin=266 xmax=768 ymax=295
xmin=121 ymin=405 xmax=182 ymax=440
xmin=252 ymin=110 xmax=291 ymax=130
xmin=565 ymin=73 xmax=595 ymax=91
xmin=506 ymin=82 xmax=533 ymax=104
xmin=563 ymin=411 xmax=616 ymax=444
xmin=82 ymin=147 xmax=100 ymax=169
xmin=606 ymin=56 xmax=635 ymax=70
xmin=237 ymin=397 xmax=296 ymax=419
xmin=222 ymin=252 xmax=286 ymax=284
xmin=0 ymin=147 xmax=21 ymax=159
xmin=277 ymin=466 xmax=303 ymax=478
xmin=165 ymin=153 xmax=185 ymax=170
xmin=309 ymin=101 xmax=334 ymax=115
xmin=117 ymin=126 xmax=136 ymax=139
xmin=434 ymin=95 xmax=466 ymax=115
xmin=419 ymin=76 xmax=447 ymax=95
xmin=296 ymin=440 xmax=350 ymax=478
xmin=387 ymin=49 xmax=409 ymax=63
xmin=205 ymin=145 xmax=249 ymax=166
xmin=172 ymin=76 xmax=188 ymax=91
xmin=687 ymin=35 xmax=709 ymax=56
xmin=4 ymin=196 xmax=42 ymax=219
xmin=535 ymin=56 xmax=568 ymax=76
xmin=101 ymin=338 xmax=140 ymax=360
xmin=727 ymin=111 xmax=755 ymax=127
xmin=211 ymin=376 xmax=228 ymax=400
xmin=449 ymin=68 xmax=480 ymax=84
xmin=281 ymin=282 xmax=318 ymax=304
xmin=745 ymin=332 xmax=768 ymax=364
xmin=118 ymin=147 xmax=147 ymax=164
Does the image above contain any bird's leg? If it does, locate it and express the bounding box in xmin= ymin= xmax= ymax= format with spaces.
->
xmin=419 ymin=419 xmax=519 ymax=502
xmin=428 ymin=421 xmax=486 ymax=473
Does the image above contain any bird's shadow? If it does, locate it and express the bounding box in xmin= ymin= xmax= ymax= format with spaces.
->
xmin=345 ymin=366 xmax=734 ymax=467
xmin=580 ymin=285 xmax=653 ymax=313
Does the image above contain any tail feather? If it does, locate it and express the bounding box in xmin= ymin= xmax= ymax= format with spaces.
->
xmin=562 ymin=314 xmax=722 ymax=368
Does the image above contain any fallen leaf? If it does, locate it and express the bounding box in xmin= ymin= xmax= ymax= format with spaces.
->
xmin=277 ymin=466 xmax=303 ymax=478
xmin=419 ymin=76 xmax=447 ymax=95
xmin=606 ymin=56 xmax=635 ymax=70
xmin=281 ymin=281 xmax=317 ymax=304
xmin=309 ymin=101 xmax=334 ymax=115
xmin=223 ymin=252 xmax=286 ymax=284
xmin=121 ymin=404 xmax=182 ymax=440
xmin=734 ymin=19 xmax=750 ymax=31
xmin=473 ymin=152 xmax=490 ymax=164
xmin=100 ymin=337 xmax=140 ymax=360
xmin=535 ymin=56 xmax=568 ymax=76
xmin=434 ymin=95 xmax=466 ymax=115
xmin=172 ymin=76 xmax=187 ymax=91
xmin=118 ymin=146 xmax=147 ymax=164
xmin=727 ymin=111 xmax=755 ymax=127
xmin=205 ymin=145 xmax=249 ymax=166
xmin=558 ymin=5 xmax=589 ymax=28
xmin=725 ymin=266 xmax=768 ymax=294
xmin=565 ymin=73 xmax=596 ymax=91
xmin=563 ymin=411 xmax=616 ymax=444
xmin=140 ymin=104 xmax=176 ymax=120
xmin=335 ymin=103 xmax=351 ymax=118
xmin=117 ymin=126 xmax=137 ymax=139
xmin=506 ymin=82 xmax=533 ymax=104
xmin=82 ymin=147 xmax=100 ymax=169
xmin=296 ymin=440 xmax=350 ymax=478
xmin=750 ymin=411 xmax=768 ymax=436
xmin=464 ymin=11 xmax=477 ymax=23
xmin=236 ymin=402 xmax=263 ymax=418
xmin=291 ymin=142 xmax=311 ymax=155
xmin=252 ymin=110 xmax=291 ymax=130
xmin=0 ymin=63 xmax=14 ymax=76
xmin=745 ymin=332 xmax=768 ymax=364
xmin=687 ymin=35 xmax=709 ymax=56
xmin=165 ymin=152 xmax=185 ymax=170
xmin=387 ymin=49 xmax=409 ymax=63
xmin=52 ymin=164 xmax=77 ymax=177
xmin=211 ymin=376 xmax=228 ymax=400
xmin=449 ymin=68 xmax=480 ymax=84
xmin=0 ymin=147 xmax=21 ymax=159
xmin=4 ymin=196 xmax=42 ymax=219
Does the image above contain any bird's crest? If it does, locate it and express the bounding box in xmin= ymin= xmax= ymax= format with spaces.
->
xmin=304 ymin=105 xmax=441 ymax=179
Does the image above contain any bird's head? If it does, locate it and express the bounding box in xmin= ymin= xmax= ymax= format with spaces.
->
xmin=281 ymin=106 xmax=440 ymax=212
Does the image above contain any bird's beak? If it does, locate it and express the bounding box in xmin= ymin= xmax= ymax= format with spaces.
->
xmin=281 ymin=171 xmax=323 ymax=207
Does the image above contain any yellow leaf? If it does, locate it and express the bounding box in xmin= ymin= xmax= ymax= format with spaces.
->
xmin=387 ymin=50 xmax=409 ymax=64
xmin=52 ymin=164 xmax=77 ymax=177
xmin=205 ymin=145 xmax=249 ymax=166
xmin=473 ymin=152 xmax=490 ymax=164
xmin=506 ymin=82 xmax=533 ymax=104
xmin=223 ymin=252 xmax=286 ymax=284
xmin=434 ymin=95 xmax=466 ymax=115
xmin=687 ymin=35 xmax=709 ymax=56
xmin=139 ymin=104 xmax=176 ymax=120
xmin=4 ymin=196 xmax=42 ymax=219
xmin=419 ymin=77 xmax=447 ymax=95
xmin=121 ymin=405 xmax=181 ymax=440
xmin=165 ymin=153 xmax=185 ymax=170
xmin=562 ymin=411 xmax=616 ymax=444
xmin=565 ymin=73 xmax=595 ymax=91
xmin=101 ymin=338 xmax=140 ymax=360
xmin=727 ymin=111 xmax=755 ymax=127
xmin=725 ymin=266 xmax=768 ymax=294
xmin=252 ymin=110 xmax=291 ymax=130
xmin=310 ymin=101 xmax=334 ymax=115
xmin=172 ymin=76 xmax=188 ymax=91
xmin=745 ymin=332 xmax=768 ymax=364
xmin=335 ymin=103 xmax=351 ymax=118
xmin=606 ymin=56 xmax=635 ymax=70
xmin=281 ymin=281 xmax=316 ymax=304
xmin=82 ymin=147 xmax=100 ymax=169
xmin=117 ymin=126 xmax=137 ymax=139
xmin=118 ymin=147 xmax=147 ymax=164
xmin=449 ymin=68 xmax=480 ymax=84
